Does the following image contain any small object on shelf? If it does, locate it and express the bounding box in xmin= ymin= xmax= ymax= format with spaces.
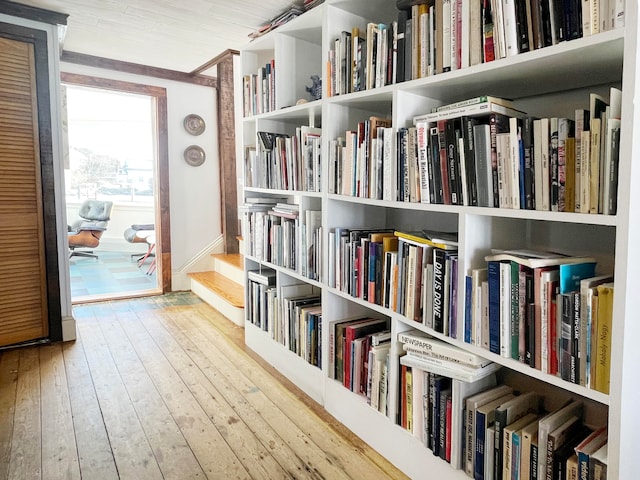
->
xmin=183 ymin=145 xmax=206 ymax=166
xmin=305 ymin=75 xmax=322 ymax=101
xmin=183 ymin=114 xmax=206 ymax=135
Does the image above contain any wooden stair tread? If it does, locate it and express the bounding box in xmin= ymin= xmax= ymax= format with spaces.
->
xmin=211 ymin=253 xmax=244 ymax=269
xmin=188 ymin=271 xmax=244 ymax=308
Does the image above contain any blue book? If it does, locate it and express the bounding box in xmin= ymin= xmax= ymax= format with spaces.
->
xmin=465 ymin=275 xmax=473 ymax=344
xmin=474 ymin=393 xmax=515 ymax=480
xmin=487 ymin=261 xmax=501 ymax=354
xmin=558 ymin=262 xmax=596 ymax=294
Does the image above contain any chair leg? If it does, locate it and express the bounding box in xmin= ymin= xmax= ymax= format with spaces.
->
xmin=70 ymin=250 xmax=98 ymax=260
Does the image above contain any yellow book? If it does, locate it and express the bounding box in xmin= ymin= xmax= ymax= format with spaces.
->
xmin=566 ymin=453 xmax=579 ymax=480
xmin=394 ymin=229 xmax=458 ymax=251
xmin=594 ymin=282 xmax=614 ymax=394
xmin=406 ymin=366 xmax=413 ymax=433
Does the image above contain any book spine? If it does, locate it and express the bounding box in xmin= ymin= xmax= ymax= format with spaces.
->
xmin=487 ymin=261 xmax=501 ymax=355
xmin=433 ymin=248 xmax=446 ymax=332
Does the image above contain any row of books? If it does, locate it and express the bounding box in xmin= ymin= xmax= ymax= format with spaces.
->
xmin=247 ymin=269 xmax=323 ymax=367
xmin=418 ymin=91 xmax=622 ymax=213
xmin=242 ymin=59 xmax=275 ymax=117
xmin=246 ymin=127 xmax=322 ymax=192
xmin=328 ymin=89 xmax=621 ymax=214
xmin=464 ymin=249 xmax=613 ymax=393
xmin=327 ymin=116 xmax=392 ymax=199
xmin=241 ymin=200 xmax=322 ymax=281
xmin=328 ymin=316 xmax=391 ymax=414
xmin=326 ymin=1 xmax=624 ymax=98
xmin=328 ymin=228 xmax=462 ymax=334
xmin=397 ymin=330 xmax=609 ymax=479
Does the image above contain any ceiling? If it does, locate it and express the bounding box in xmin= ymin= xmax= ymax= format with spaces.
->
xmin=10 ymin=0 xmax=300 ymax=73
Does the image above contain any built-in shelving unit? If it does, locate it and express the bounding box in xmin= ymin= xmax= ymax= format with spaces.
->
xmin=238 ymin=2 xmax=639 ymax=479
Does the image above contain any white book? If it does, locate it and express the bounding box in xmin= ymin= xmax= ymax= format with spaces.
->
xmin=474 ymin=123 xmax=494 ymax=208
xmin=580 ymin=130 xmax=591 ymax=213
xmin=450 ymin=374 xmax=498 ymax=470
xmin=382 ymin=127 xmax=395 ymax=201
xmin=493 ymin=0 xmax=506 ymax=58
xmin=450 ymin=0 xmax=458 ymax=70
xmin=472 ymin=268 xmax=488 ymax=347
xmin=539 ymin=269 xmax=559 ymax=374
xmin=582 ymin=0 xmax=592 ymax=36
xmin=416 ymin=121 xmax=431 ymax=204
xmin=399 ymin=354 xmax=501 ymax=383
xmin=485 ymin=424 xmax=496 ymax=479
xmin=509 ymin=116 xmax=522 ymax=209
xmin=458 ymin=136 xmax=469 ymax=206
xmin=397 ymin=330 xmax=492 ymax=367
xmin=414 ymin=101 xmax=525 ymax=125
xmin=499 ymin=261 xmax=511 ymax=358
xmin=501 ymin=0 xmax=519 ymax=57
xmin=533 ymin=119 xmax=544 ymax=211
xmin=469 ymin=0 xmax=483 ymax=65
xmin=460 ymin=0 xmax=470 ymax=68
xmin=496 ymin=132 xmax=510 ymax=208
xmin=537 ymin=400 xmax=583 ymax=480
xmin=411 ymin=362 xmax=425 ymax=443
xmin=442 ymin=0 xmax=452 ymax=71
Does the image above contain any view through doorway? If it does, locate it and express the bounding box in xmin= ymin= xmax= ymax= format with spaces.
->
xmin=64 ymin=83 xmax=162 ymax=302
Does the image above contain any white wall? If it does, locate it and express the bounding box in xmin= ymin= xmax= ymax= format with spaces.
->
xmin=60 ymin=62 xmax=224 ymax=290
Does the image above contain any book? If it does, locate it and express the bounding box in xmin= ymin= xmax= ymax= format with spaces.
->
xmin=589 ymin=443 xmax=608 ymax=480
xmin=521 ymin=416 xmax=541 ymax=480
xmin=394 ymin=229 xmax=459 ymax=250
xmin=399 ymin=352 xmax=501 ymax=383
xmin=545 ymin=415 xmax=582 ymax=480
xmin=494 ymin=391 xmax=542 ymax=480
xmin=464 ymin=384 xmax=514 ymax=476
xmin=435 ymin=95 xmax=516 ymax=112
xmin=574 ymin=426 xmax=607 ymax=480
xmin=503 ymin=412 xmax=538 ymax=480
xmin=397 ymin=330 xmax=492 ymax=367
xmin=537 ymin=400 xmax=583 ymax=480
xmin=414 ymin=101 xmax=526 ymax=124
xmin=594 ymin=282 xmax=614 ymax=394
xmin=484 ymin=250 xmax=597 ymax=269
xmin=475 ymin=393 xmax=516 ymax=479
xmin=343 ymin=317 xmax=390 ymax=389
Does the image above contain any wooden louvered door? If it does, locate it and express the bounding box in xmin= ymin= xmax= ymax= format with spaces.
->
xmin=0 ymin=35 xmax=49 ymax=346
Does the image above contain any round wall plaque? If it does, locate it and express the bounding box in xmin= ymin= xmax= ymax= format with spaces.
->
xmin=184 ymin=145 xmax=206 ymax=166
xmin=183 ymin=114 xmax=206 ymax=135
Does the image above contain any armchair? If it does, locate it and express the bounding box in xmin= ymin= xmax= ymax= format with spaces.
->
xmin=68 ymin=200 xmax=113 ymax=259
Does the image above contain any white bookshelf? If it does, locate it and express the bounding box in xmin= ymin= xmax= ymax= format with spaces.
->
xmin=239 ymin=1 xmax=640 ymax=478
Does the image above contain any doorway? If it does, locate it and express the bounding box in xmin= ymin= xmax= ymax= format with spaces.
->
xmin=61 ymin=74 xmax=171 ymax=302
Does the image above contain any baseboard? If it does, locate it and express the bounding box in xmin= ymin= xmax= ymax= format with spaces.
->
xmin=61 ymin=315 xmax=77 ymax=341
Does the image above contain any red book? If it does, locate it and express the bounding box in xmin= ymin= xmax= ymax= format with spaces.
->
xmin=343 ymin=317 xmax=389 ymax=389
xmin=437 ymin=120 xmax=452 ymax=204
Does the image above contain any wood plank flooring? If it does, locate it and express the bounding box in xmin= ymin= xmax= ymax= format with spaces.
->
xmin=0 ymin=292 xmax=409 ymax=480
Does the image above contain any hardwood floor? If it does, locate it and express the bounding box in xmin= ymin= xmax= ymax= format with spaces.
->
xmin=0 ymin=293 xmax=409 ymax=480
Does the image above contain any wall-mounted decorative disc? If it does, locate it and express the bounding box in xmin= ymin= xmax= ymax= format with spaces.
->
xmin=183 ymin=114 xmax=206 ymax=135
xmin=184 ymin=145 xmax=206 ymax=166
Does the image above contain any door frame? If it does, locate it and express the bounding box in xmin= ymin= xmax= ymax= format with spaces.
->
xmin=60 ymin=73 xmax=172 ymax=294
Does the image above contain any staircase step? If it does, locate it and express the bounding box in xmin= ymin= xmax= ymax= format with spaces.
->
xmin=212 ymin=253 xmax=244 ymax=284
xmin=189 ymin=271 xmax=245 ymax=326
xmin=189 ymin=271 xmax=244 ymax=307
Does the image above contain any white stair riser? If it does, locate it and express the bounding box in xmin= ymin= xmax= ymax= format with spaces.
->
xmin=190 ymin=279 xmax=244 ymax=327
xmin=214 ymin=257 xmax=245 ymax=284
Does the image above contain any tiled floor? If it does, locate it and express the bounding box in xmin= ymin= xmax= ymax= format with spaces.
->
xmin=69 ymin=250 xmax=158 ymax=301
